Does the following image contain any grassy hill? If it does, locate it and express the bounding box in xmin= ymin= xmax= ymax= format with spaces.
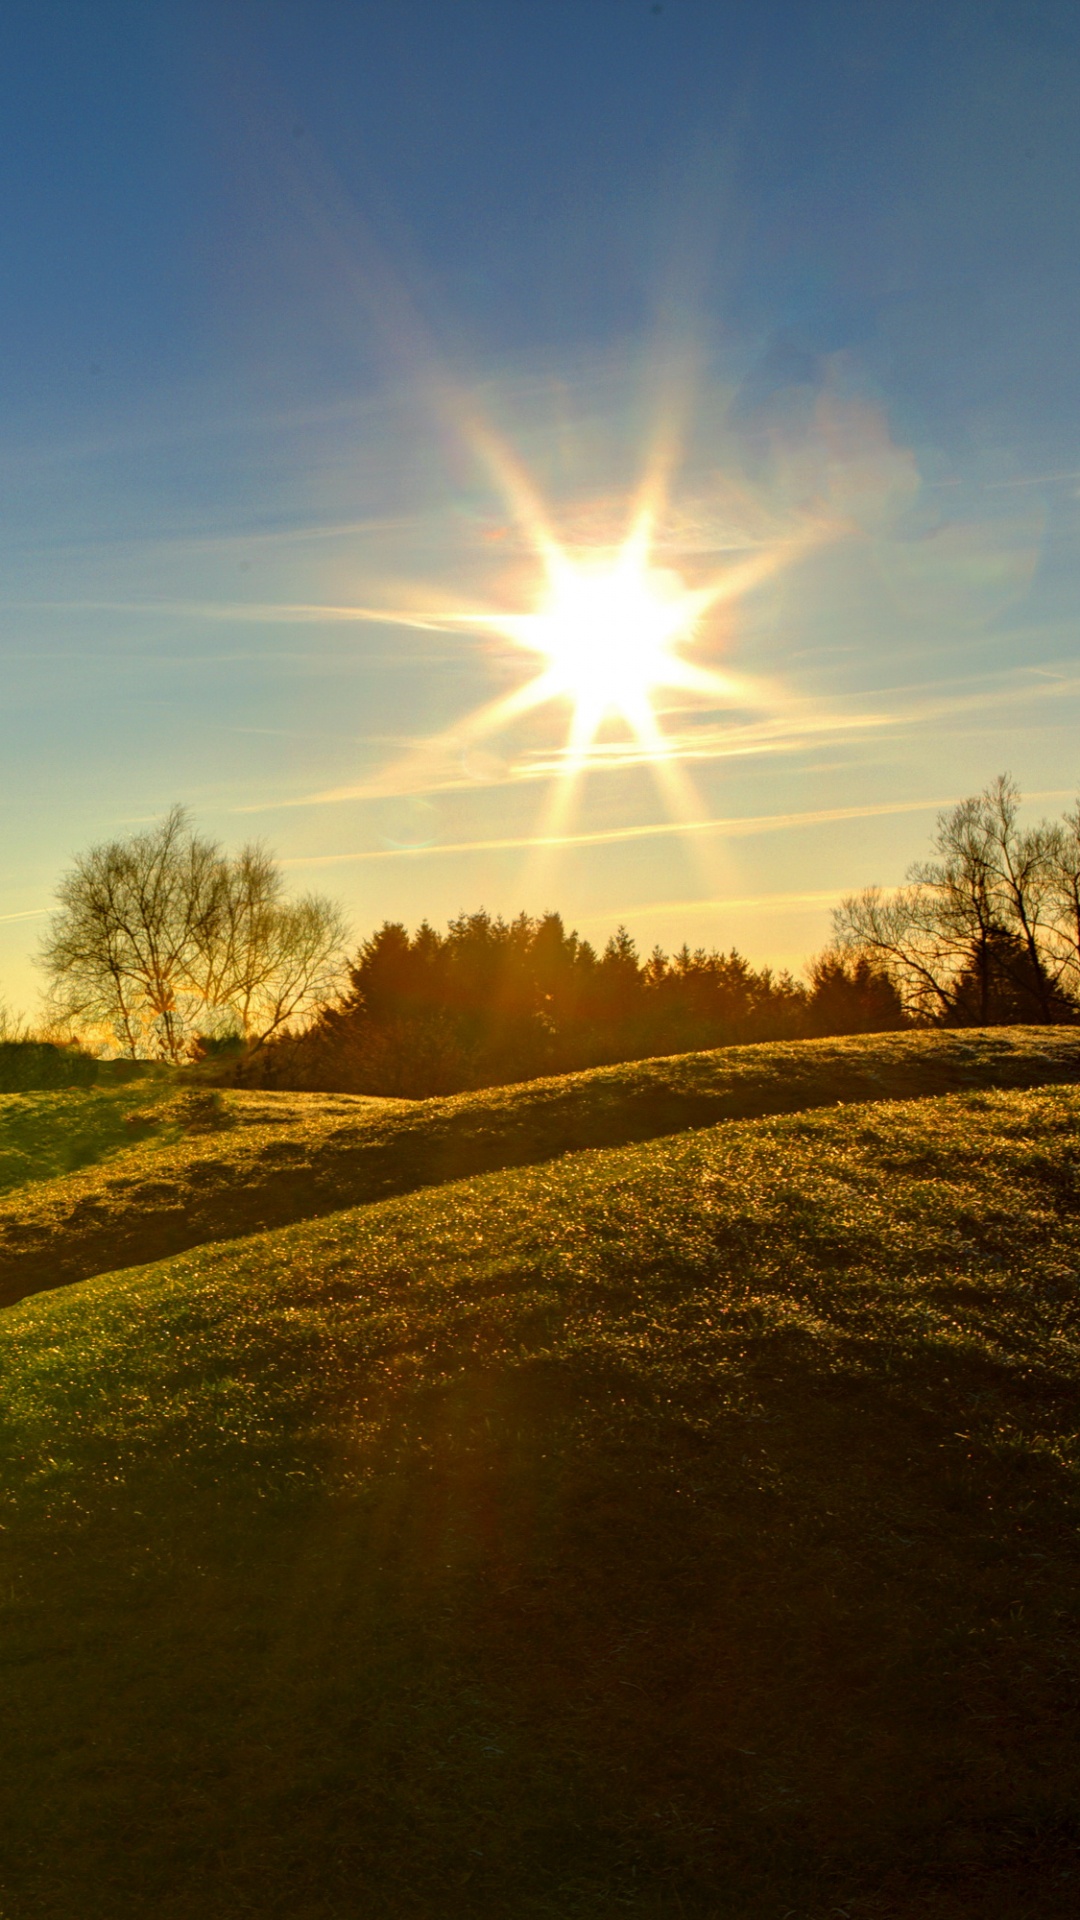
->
xmin=0 ymin=1034 xmax=1078 ymax=1916
xmin=4 ymin=1025 xmax=1080 ymax=1308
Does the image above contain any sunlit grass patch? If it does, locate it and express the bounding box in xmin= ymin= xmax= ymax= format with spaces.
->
xmin=0 ymin=1080 xmax=399 ymax=1201
xmin=0 ymin=1081 xmax=182 ymax=1193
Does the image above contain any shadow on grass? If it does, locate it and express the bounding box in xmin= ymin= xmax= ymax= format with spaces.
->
xmin=1 ymin=1344 xmax=1076 ymax=1919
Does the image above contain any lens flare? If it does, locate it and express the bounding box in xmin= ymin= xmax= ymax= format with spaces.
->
xmin=311 ymin=411 xmax=833 ymax=862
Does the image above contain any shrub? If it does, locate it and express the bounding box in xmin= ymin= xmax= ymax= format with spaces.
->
xmin=0 ymin=1040 xmax=98 ymax=1093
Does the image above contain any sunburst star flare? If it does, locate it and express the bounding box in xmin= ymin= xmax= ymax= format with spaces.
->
xmin=298 ymin=444 xmax=834 ymax=831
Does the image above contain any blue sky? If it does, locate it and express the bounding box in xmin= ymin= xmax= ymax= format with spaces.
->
xmin=3 ymin=0 xmax=1080 ymax=1012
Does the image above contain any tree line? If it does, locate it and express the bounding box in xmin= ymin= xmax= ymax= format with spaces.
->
xmin=247 ymin=913 xmax=903 ymax=1096
xmin=23 ymin=773 xmax=1080 ymax=1097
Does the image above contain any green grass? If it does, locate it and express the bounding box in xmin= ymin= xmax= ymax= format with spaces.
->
xmin=0 ymin=1083 xmax=401 ymax=1301
xmin=4 ymin=1025 xmax=1080 ymax=1309
xmin=0 ymin=1076 xmax=1078 ymax=1916
xmin=0 ymin=1080 xmax=395 ymax=1198
xmin=0 ymin=1079 xmax=187 ymax=1192
xmin=0 ymin=1079 xmax=302 ymax=1194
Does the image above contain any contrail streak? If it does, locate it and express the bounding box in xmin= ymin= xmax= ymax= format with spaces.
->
xmin=281 ymin=793 xmax=995 ymax=867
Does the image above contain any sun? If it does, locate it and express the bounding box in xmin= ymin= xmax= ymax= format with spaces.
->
xmin=515 ymin=547 xmax=698 ymax=731
xmin=466 ymin=515 xmax=756 ymax=768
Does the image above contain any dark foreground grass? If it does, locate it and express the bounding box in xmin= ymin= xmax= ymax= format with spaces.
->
xmin=1 ymin=1083 xmax=1078 ymax=1918
xmin=4 ymin=1025 xmax=1080 ymax=1307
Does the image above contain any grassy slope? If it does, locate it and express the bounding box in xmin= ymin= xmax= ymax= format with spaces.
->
xmin=4 ymin=1026 xmax=1080 ymax=1307
xmin=0 ymin=1081 xmax=391 ymax=1197
xmin=1 ymin=1080 xmax=1078 ymax=1918
xmin=0 ymin=1081 xmax=182 ymax=1193
xmin=0 ymin=1084 xmax=404 ymax=1302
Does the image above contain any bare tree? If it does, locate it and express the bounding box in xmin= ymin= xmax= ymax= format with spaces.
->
xmin=204 ymin=848 xmax=346 ymax=1046
xmin=834 ymin=776 xmax=1077 ymax=1026
xmin=955 ymin=775 xmax=1060 ymax=1020
xmin=1042 ymin=802 xmax=1080 ymax=999
xmin=41 ymin=807 xmax=347 ymax=1059
xmin=832 ymin=881 xmax=959 ymax=1023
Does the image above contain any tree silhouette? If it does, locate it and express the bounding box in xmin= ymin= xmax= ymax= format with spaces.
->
xmin=41 ymin=807 xmax=346 ymax=1060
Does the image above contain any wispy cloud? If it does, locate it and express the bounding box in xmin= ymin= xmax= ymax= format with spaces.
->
xmin=4 ymin=598 xmax=456 ymax=629
xmin=279 ymin=794 xmax=976 ymax=868
xmin=981 ymin=469 xmax=1080 ymax=491
xmin=236 ymin=660 xmax=1080 ymax=819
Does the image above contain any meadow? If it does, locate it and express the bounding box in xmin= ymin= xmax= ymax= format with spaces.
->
xmin=0 ymin=1031 xmax=1077 ymax=1916
xmin=3 ymin=1026 xmax=1080 ymax=1309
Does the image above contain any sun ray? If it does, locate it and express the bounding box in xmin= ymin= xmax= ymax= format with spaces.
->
xmin=617 ymin=684 xmax=721 ymax=892
xmin=456 ymin=410 xmax=566 ymax=570
xmin=515 ymin=705 xmax=596 ymax=896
